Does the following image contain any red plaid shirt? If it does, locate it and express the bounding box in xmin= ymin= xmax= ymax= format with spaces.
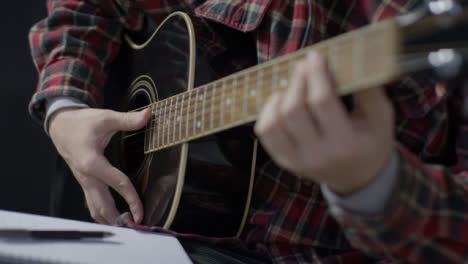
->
xmin=29 ymin=0 xmax=468 ymax=263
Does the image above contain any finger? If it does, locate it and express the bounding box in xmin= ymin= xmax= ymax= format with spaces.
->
xmin=77 ymin=174 xmax=120 ymax=224
xmin=305 ymin=52 xmax=352 ymax=138
xmin=110 ymin=108 xmax=151 ymax=132
xmin=281 ymin=59 xmax=321 ymax=151
xmin=91 ymin=155 xmax=144 ymax=224
xmin=255 ymin=92 xmax=297 ymax=169
xmin=85 ymin=182 xmax=120 ymax=225
xmin=352 ymin=87 xmax=393 ymax=127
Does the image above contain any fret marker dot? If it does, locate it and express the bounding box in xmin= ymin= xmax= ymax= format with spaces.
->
xmin=199 ymin=96 xmax=203 ymax=101
xmin=226 ymin=98 xmax=231 ymax=105
xmin=250 ymin=89 xmax=256 ymax=96
xmin=197 ymin=121 xmax=201 ymax=128
xmin=280 ymin=79 xmax=288 ymax=88
xmin=177 ymin=116 xmax=181 ymax=122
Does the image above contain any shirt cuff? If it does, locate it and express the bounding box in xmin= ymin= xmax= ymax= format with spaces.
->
xmin=44 ymin=97 xmax=89 ymax=135
xmin=321 ymin=150 xmax=399 ymax=214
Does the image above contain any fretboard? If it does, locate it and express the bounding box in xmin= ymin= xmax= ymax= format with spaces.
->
xmin=144 ymin=19 xmax=400 ymax=154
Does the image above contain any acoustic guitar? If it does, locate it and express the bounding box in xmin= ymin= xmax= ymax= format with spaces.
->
xmin=106 ymin=5 xmax=468 ymax=238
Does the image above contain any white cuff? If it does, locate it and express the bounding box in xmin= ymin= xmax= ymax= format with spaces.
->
xmin=321 ymin=150 xmax=399 ymax=214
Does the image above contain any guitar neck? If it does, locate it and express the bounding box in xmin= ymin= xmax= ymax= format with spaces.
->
xmin=144 ymin=19 xmax=400 ymax=153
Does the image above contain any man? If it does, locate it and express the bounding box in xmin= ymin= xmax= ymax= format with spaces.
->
xmin=29 ymin=0 xmax=468 ymax=262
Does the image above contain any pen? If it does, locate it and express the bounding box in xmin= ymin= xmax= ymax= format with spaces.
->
xmin=0 ymin=229 xmax=114 ymax=240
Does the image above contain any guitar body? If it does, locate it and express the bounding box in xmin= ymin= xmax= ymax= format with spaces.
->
xmin=106 ymin=13 xmax=256 ymax=238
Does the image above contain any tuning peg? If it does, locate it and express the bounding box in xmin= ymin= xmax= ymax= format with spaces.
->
xmin=428 ymin=48 xmax=465 ymax=79
xmin=427 ymin=0 xmax=463 ymax=15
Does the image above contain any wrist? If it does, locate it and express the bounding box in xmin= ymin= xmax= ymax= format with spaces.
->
xmin=48 ymin=107 xmax=83 ymax=139
xmin=44 ymin=97 xmax=89 ymax=135
xmin=326 ymin=146 xmax=395 ymax=196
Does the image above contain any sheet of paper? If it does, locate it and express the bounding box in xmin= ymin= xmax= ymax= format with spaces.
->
xmin=0 ymin=210 xmax=192 ymax=264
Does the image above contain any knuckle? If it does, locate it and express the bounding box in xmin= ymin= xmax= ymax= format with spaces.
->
xmin=100 ymin=208 xmax=114 ymax=222
xmin=293 ymin=60 xmax=309 ymax=77
xmin=307 ymin=52 xmax=326 ymax=69
xmin=255 ymin=117 xmax=276 ymax=137
xmin=76 ymin=156 xmax=99 ymax=175
xmin=98 ymin=207 xmax=108 ymax=219
xmin=294 ymin=60 xmax=306 ymax=72
xmin=282 ymin=102 xmax=302 ymax=119
xmin=255 ymin=119 xmax=269 ymax=136
xmin=116 ymin=179 xmax=132 ymax=193
xmin=309 ymin=92 xmax=332 ymax=110
xmin=100 ymin=110 xmax=115 ymax=126
xmin=116 ymin=179 xmax=138 ymax=201
xmin=122 ymin=112 xmax=131 ymax=126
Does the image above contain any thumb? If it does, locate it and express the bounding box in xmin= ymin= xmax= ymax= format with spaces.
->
xmin=111 ymin=108 xmax=151 ymax=131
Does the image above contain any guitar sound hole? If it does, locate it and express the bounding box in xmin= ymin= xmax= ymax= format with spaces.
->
xmin=121 ymin=92 xmax=151 ymax=186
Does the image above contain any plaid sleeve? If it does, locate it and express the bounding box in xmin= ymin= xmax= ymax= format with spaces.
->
xmin=328 ymin=107 xmax=468 ymax=262
xmin=28 ymin=0 xmax=144 ymax=124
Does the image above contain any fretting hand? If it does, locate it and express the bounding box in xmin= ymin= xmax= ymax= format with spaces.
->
xmin=49 ymin=107 xmax=151 ymax=224
xmin=255 ymin=51 xmax=395 ymax=195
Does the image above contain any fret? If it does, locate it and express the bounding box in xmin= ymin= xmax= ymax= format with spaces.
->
xmin=273 ymin=63 xmax=279 ymax=91
xmin=231 ymin=76 xmax=237 ymax=122
xmin=220 ymin=79 xmax=225 ymax=126
xmin=145 ymin=106 xmax=150 ymax=152
xmin=287 ymin=59 xmax=294 ymax=88
xmin=354 ymin=35 xmax=364 ymax=81
xmin=279 ymin=60 xmax=290 ymax=90
xmin=337 ymin=36 xmax=354 ymax=86
xmin=163 ymin=99 xmax=168 ymax=146
xmin=248 ymin=72 xmax=257 ymax=116
xmin=193 ymin=88 xmax=199 ymax=135
xmin=202 ymin=85 xmax=207 ymax=131
xmin=167 ymin=97 xmax=172 ymax=145
xmin=173 ymin=95 xmax=178 ymax=143
xmin=158 ymin=102 xmax=164 ymax=148
xmin=180 ymin=93 xmax=185 ymax=141
xmin=224 ymin=79 xmax=232 ymax=123
xmin=151 ymin=104 xmax=157 ymax=151
xmin=257 ymin=69 xmax=263 ymax=113
xmin=210 ymin=84 xmax=215 ymax=129
xmin=167 ymin=96 xmax=175 ymax=144
xmin=243 ymin=73 xmax=249 ymax=118
xmin=156 ymin=102 xmax=159 ymax=149
xmin=144 ymin=110 xmax=149 ymax=152
xmin=265 ymin=66 xmax=272 ymax=104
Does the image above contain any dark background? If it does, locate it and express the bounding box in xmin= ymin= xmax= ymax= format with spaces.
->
xmin=0 ymin=1 xmax=54 ymax=215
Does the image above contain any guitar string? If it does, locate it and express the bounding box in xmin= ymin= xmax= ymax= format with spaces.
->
xmin=121 ymin=31 xmax=397 ymax=144
xmin=129 ymin=58 xmax=294 ymax=114
xmin=127 ymin=18 xmax=403 ymax=117
xmin=128 ymin=32 xmax=378 ymax=121
xmin=119 ymin=22 xmax=461 ymax=147
xmin=121 ymin=46 xmax=364 ymax=144
xmin=121 ymin=61 xmax=291 ymax=141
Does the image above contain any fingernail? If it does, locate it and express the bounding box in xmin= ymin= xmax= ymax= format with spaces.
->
xmin=133 ymin=212 xmax=141 ymax=223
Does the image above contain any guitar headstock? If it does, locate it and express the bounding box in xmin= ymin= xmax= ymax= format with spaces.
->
xmin=399 ymin=0 xmax=468 ymax=79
